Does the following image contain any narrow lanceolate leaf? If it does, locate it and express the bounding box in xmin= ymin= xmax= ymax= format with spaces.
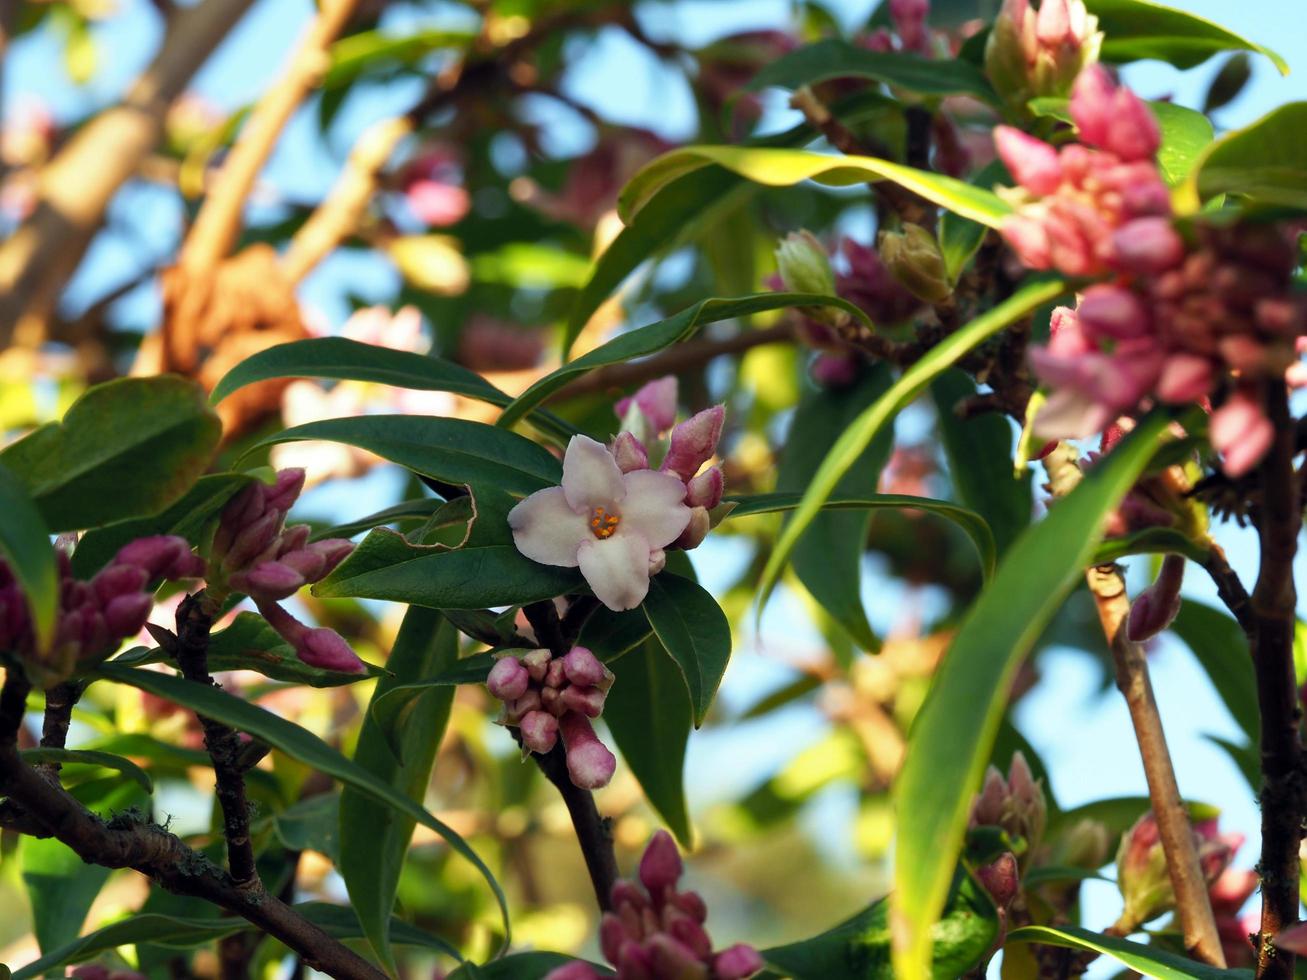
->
xmin=19 ymin=748 xmax=153 ymax=793
xmin=745 ymin=39 xmax=996 ymax=101
xmin=341 ymin=608 xmax=459 ymax=972
xmin=758 ymin=279 xmax=1067 ymax=616
xmin=1090 ymin=527 xmax=1211 ymax=566
xmin=310 ymin=497 xmax=445 ymax=542
xmin=1085 ymin=0 xmax=1288 ymax=75
xmin=498 ymin=292 xmax=868 ymax=429
xmin=0 ymin=377 xmax=221 ymax=532
xmin=642 ymin=573 xmax=732 ymax=727
xmin=1169 ymin=600 xmax=1258 ymax=748
xmin=605 ymin=640 xmax=694 ymax=845
xmin=619 ymin=147 xmax=1012 ymax=228
xmin=891 ymin=412 xmax=1170 ymax=980
xmin=1006 ymin=925 xmax=1248 ymax=979
xmin=726 ymin=491 xmax=996 ymax=581
xmin=210 ymin=337 xmax=577 ymax=442
xmin=249 ymin=416 xmax=561 ymax=497
xmin=1180 ymin=102 xmax=1307 ymax=213
xmin=0 ymin=463 xmax=58 ymax=650
xmin=94 ymin=663 xmax=510 ymax=949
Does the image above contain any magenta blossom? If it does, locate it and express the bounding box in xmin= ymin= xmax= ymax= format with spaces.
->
xmin=509 ymin=436 xmax=692 ymax=611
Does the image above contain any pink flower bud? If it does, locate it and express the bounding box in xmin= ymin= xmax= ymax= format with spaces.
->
xmin=276 ymin=549 xmax=327 ymax=583
xmin=976 ymin=852 xmax=1020 ymax=909
xmin=1077 ymin=285 xmax=1150 ymax=341
xmin=487 ymin=656 xmax=530 ymax=701
xmin=1218 ymin=335 xmax=1268 ymax=374
xmin=1127 ymin=554 xmax=1186 ymax=642
xmin=612 ymin=431 xmax=650 ymax=473
xmin=561 ymin=685 xmax=606 ymax=719
xmin=91 ymin=564 xmax=148 ymax=602
xmin=674 ymin=507 xmax=711 ymax=551
xmin=307 ymin=538 xmax=354 ymax=577
xmin=264 ymin=468 xmax=306 ymax=515
xmin=662 ymin=406 xmax=725 ymax=482
xmin=540 ymin=685 xmax=563 ymax=716
xmin=520 ymin=709 xmax=559 ymax=754
xmin=666 ymin=914 xmax=713 ymax=959
xmin=407 ymin=180 xmax=471 ymax=227
xmin=1156 ymin=353 xmax=1214 ymax=403
xmin=234 ymin=561 xmax=305 ymax=601
xmin=1000 ymin=215 xmax=1053 ymax=270
xmin=994 ymin=127 xmax=1063 ymax=196
xmin=670 ymin=889 xmax=708 ymax=923
xmin=562 ymin=646 xmax=608 ymax=687
xmin=1277 ymin=923 xmax=1307 ymax=957
xmin=559 ymin=712 xmax=616 ymax=789
xmin=113 ymin=536 xmax=190 ymax=579
xmin=810 ymin=353 xmax=860 ymax=388
xmin=79 ymin=608 xmax=109 ymax=655
xmin=600 ymin=912 xmax=631 ymax=964
xmin=1211 ymin=390 xmax=1274 ymax=478
xmin=1111 ymin=217 xmax=1185 ymax=275
xmin=648 ymin=934 xmax=709 ymax=980
xmin=611 ymin=880 xmax=649 ymax=917
xmin=685 ymin=467 xmax=724 ymax=510
xmin=639 ymin=830 xmax=683 ymax=893
xmin=222 ymin=512 xmax=282 ymax=572
xmin=297 ymin=627 xmax=367 ymax=674
xmin=714 ymin=944 xmax=765 ymax=980
xmin=890 ymin=0 xmax=930 ymax=53
xmin=616 ymin=376 xmax=679 ymax=435
xmin=544 ymin=657 xmax=567 ymax=690
xmin=522 ymin=647 xmax=552 ymax=682
xmin=277 ymin=524 xmax=312 ymax=556
xmin=1070 ymin=66 xmax=1159 ymax=162
xmin=618 ymin=942 xmax=656 ymax=980
xmin=102 ymin=593 xmax=152 ymax=639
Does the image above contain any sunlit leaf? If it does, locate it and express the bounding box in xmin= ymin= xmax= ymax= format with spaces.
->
xmin=1085 ymin=0 xmax=1287 ymax=74
xmin=1006 ymin=925 xmax=1250 ymax=979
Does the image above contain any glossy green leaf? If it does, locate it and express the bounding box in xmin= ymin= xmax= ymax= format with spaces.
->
xmin=1090 ymin=528 xmax=1211 ymax=565
xmin=774 ymin=369 xmax=896 ymax=652
xmin=758 ymin=279 xmax=1068 ymax=616
xmin=341 ymin=608 xmax=459 ymax=971
xmin=71 ymin=472 xmax=254 ymax=577
xmin=274 ymin=792 xmax=341 ymax=864
xmin=891 ymin=412 xmax=1170 ymax=980
xmin=1181 ymin=102 xmax=1307 ymax=212
xmin=0 ymin=377 xmax=220 ymax=532
xmin=642 ymin=573 xmax=732 ymax=727
xmin=210 ymin=337 xmax=577 ymax=443
xmin=499 ymin=292 xmax=868 ymax=429
xmin=1085 ymin=0 xmax=1288 ymax=74
xmin=324 ymin=29 xmax=476 ymax=89
xmin=605 ymin=640 xmax=694 ymax=845
xmin=0 ymin=463 xmax=57 ymax=650
xmin=314 ymin=531 xmax=581 ymax=609
xmin=19 ymin=748 xmax=153 ymax=793
xmin=94 ymin=662 xmax=509 ymax=949
xmin=249 ymin=416 xmax=561 ymax=497
xmin=937 ymin=162 xmax=1004 ymax=282
xmin=1006 ymin=925 xmax=1250 ymax=979
xmin=760 ymin=870 xmax=997 ymax=979
xmin=619 ymin=146 xmax=1012 ymax=228
xmin=1168 ymin=599 xmax=1258 ymax=746
xmin=745 ymin=39 xmax=996 ymax=100
xmin=310 ymin=497 xmax=445 ymax=542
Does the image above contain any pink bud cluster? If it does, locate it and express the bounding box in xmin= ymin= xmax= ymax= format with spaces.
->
xmin=0 ymin=536 xmax=202 ymax=670
xmin=969 ymin=752 xmax=1048 ymax=861
xmin=860 ymin=0 xmax=932 ymax=56
xmin=1210 ymin=866 xmax=1259 ymax=968
xmin=985 ymin=0 xmax=1102 ymax=105
xmin=399 ymin=146 xmax=470 ymax=227
xmin=211 ymin=469 xmax=363 ymax=674
xmin=1002 ymin=67 xmax=1305 ymax=475
xmin=545 ymin=832 xmax=764 ymax=980
xmin=486 ymin=645 xmax=617 ymax=790
xmin=1115 ymin=811 xmax=1241 ymax=930
xmin=613 ymin=377 xmax=726 ymax=553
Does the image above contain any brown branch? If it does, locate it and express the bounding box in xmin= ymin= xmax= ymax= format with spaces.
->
xmin=0 ymin=0 xmax=257 ymax=343
xmin=36 ymin=680 xmax=82 ymax=778
xmin=1198 ymin=543 xmax=1256 ymax=637
xmin=181 ymin=0 xmax=361 ymax=273
xmin=0 ymin=667 xmax=386 ymax=980
xmin=1251 ymin=383 xmax=1303 ymax=980
xmin=1042 ymin=447 xmax=1226 ymax=967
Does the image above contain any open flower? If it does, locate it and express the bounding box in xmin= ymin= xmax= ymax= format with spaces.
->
xmin=509 ymin=436 xmax=692 ymax=611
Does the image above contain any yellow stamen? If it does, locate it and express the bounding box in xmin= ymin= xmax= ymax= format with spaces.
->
xmin=589 ymin=506 xmax=620 ymax=539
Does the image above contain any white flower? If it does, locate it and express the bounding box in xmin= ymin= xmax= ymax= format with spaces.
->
xmin=508 ymin=436 xmax=692 ymax=611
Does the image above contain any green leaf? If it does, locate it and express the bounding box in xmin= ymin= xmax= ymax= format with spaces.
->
xmin=499 ymin=292 xmax=868 ymax=429
xmin=314 ymin=534 xmax=582 ymax=609
xmin=1027 ymin=98 xmax=1214 ymax=186
xmin=447 ymin=953 xmax=612 ymax=979
xmin=758 ymin=279 xmax=1068 ymax=617
xmin=760 ymin=870 xmax=997 ymax=979
xmin=1085 ymin=0 xmax=1288 ymax=74
xmin=1168 ymin=600 xmax=1257 ymax=746
xmin=1181 ymin=102 xmax=1307 ymax=212
xmin=93 ymin=663 xmax=509 ymax=950
xmin=775 ymin=369 xmax=896 ymax=652
xmin=249 ymin=416 xmax=562 ymax=497
xmin=210 ymin=337 xmax=577 ymax=443
xmin=642 ymin=573 xmax=731 ymax=727
xmin=744 ymin=39 xmax=997 ymax=100
xmin=1050 ymin=795 xmax=1219 ymax=836
xmin=0 ymin=463 xmax=57 ymax=650
xmin=605 ymin=640 xmax=694 ymax=845
xmin=310 ymin=497 xmax=445 ymax=542
xmin=19 ymin=748 xmax=153 ymax=793
xmin=325 ymin=29 xmax=476 ymax=89
xmin=937 ymin=162 xmax=1004 ymax=282
xmin=1006 ymin=925 xmax=1252 ymax=979
xmin=341 ymin=608 xmax=460 ymax=971
xmin=619 ymin=146 xmax=1013 ymax=228
xmin=71 ymin=472 xmax=254 ymax=577
xmin=1090 ymin=528 xmax=1211 ymax=566
xmin=274 ymin=792 xmax=341 ymax=864
xmin=931 ymin=371 xmax=1031 ymax=556
xmin=121 ymin=612 xmax=385 ymax=687
xmin=0 ymin=377 xmax=221 ymax=532
xmin=891 ymin=412 xmax=1171 ymax=980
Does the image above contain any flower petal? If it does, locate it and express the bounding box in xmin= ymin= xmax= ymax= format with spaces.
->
xmin=578 ymin=533 xmax=652 ymax=611
xmin=562 ymin=435 xmax=626 ymax=512
xmin=508 ymin=487 xmax=588 ymax=567
xmin=618 ymin=470 xmax=692 ymax=549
